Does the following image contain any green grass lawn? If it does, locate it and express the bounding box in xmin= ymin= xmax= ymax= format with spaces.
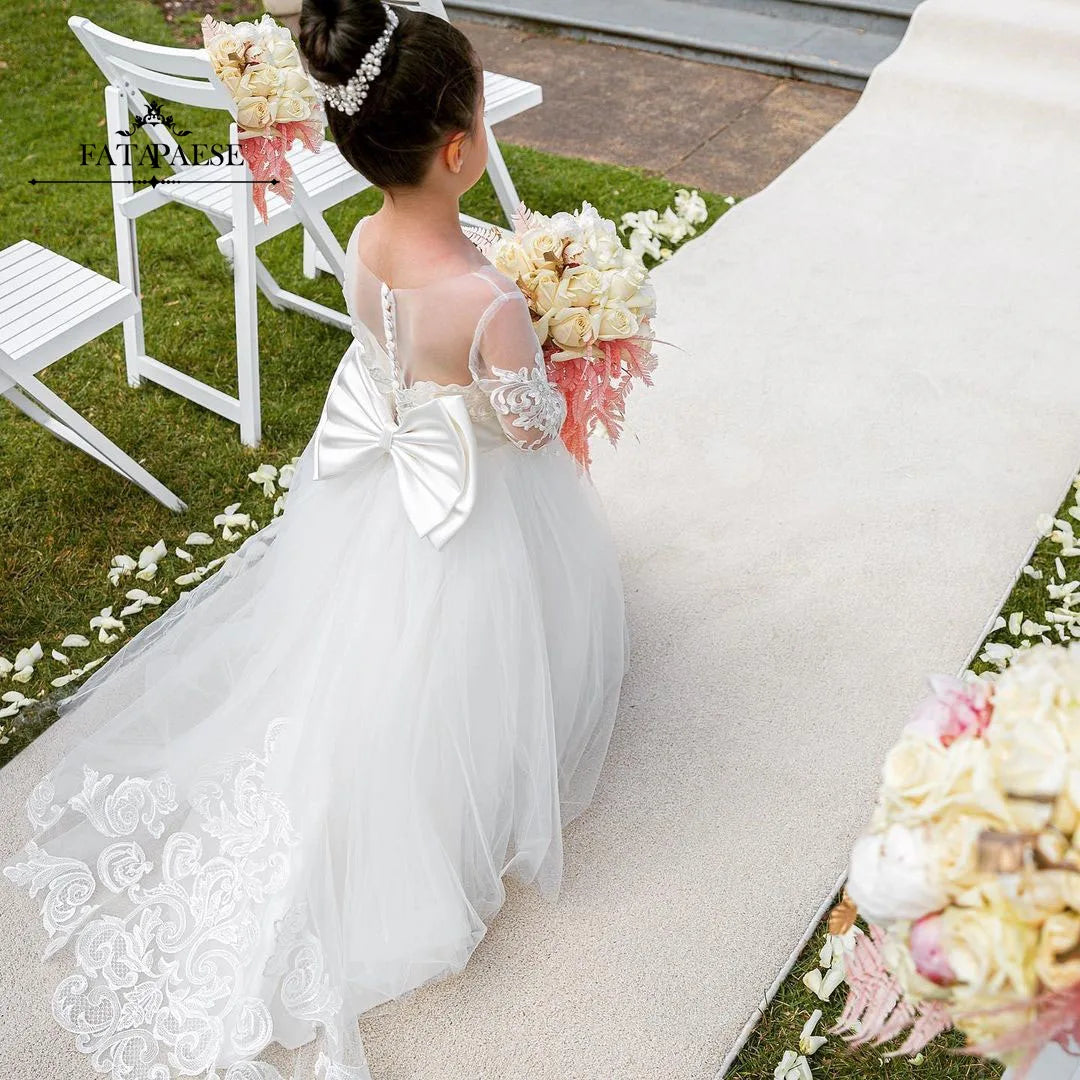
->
xmin=0 ymin=2 xmax=1051 ymax=1078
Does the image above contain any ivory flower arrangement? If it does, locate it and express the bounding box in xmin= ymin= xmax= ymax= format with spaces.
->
xmin=201 ymin=14 xmax=324 ymax=224
xmin=478 ymin=203 xmax=660 ymax=470
xmin=838 ymin=644 xmax=1080 ymax=1073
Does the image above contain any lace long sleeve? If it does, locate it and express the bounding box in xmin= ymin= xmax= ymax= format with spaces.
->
xmin=471 ymin=289 xmax=566 ymax=451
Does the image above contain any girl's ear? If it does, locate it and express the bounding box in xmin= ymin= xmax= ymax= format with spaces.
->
xmin=444 ymin=131 xmax=468 ymax=175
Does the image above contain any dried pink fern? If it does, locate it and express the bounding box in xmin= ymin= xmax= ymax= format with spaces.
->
xmin=832 ymin=926 xmax=954 ymax=1057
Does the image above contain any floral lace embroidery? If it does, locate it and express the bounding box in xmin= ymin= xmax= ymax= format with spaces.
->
xmin=487 ymin=362 xmax=566 ymax=447
xmin=3 ymin=719 xmax=357 ymax=1080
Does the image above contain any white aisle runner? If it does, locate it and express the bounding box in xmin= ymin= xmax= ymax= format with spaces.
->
xmin=3 ymin=1 xmax=1080 ymax=1078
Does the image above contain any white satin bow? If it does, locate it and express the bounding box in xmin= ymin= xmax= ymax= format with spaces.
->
xmin=312 ymin=343 xmax=477 ymax=549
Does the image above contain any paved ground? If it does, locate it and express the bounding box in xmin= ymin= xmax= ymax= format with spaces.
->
xmin=460 ymin=17 xmax=861 ymax=196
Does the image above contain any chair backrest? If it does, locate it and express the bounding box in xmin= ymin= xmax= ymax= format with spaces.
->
xmin=69 ymin=17 xmax=236 ymax=169
xmin=69 ymin=17 xmax=223 ymax=108
xmin=392 ymin=1 xmax=452 ymax=20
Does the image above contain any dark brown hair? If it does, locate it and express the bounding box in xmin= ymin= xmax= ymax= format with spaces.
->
xmin=299 ymin=0 xmax=482 ymax=188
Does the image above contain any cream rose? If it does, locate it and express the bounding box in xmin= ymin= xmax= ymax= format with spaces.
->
xmin=549 ymin=307 xmax=595 ymax=351
xmin=493 ymin=240 xmax=535 ymax=283
xmin=990 ymin=713 xmax=1068 ymax=800
xmin=272 ymin=89 xmax=310 ymax=123
xmin=207 ymin=33 xmax=245 ymax=73
xmin=267 ymin=37 xmax=302 ymax=69
xmin=520 ymin=227 xmax=563 ymax=269
xmin=236 ymin=95 xmax=274 ymax=132
xmin=593 ymin=300 xmax=639 ymax=341
xmin=237 ymin=62 xmax=281 ymax=102
xmin=942 ymin=903 xmax=1039 ymax=999
xmin=525 ymin=268 xmax=560 ymax=316
xmin=554 ymin=265 xmax=603 ymax=310
xmin=882 ymin=733 xmax=949 ymax=804
xmin=219 ymin=67 xmax=244 ymax=97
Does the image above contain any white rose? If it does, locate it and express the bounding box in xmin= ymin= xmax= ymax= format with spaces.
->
xmin=272 ymin=89 xmax=310 ymax=123
xmin=524 ymin=268 xmax=560 ymax=316
xmin=554 ymin=265 xmax=603 ymax=309
xmin=847 ymin=824 xmax=949 ymax=926
xmin=267 ymin=37 xmax=301 ymax=69
xmin=943 ymin=903 xmax=1039 ymax=999
xmin=549 ymin=307 xmax=595 ymax=351
xmin=236 ymin=95 xmax=274 ymax=132
xmin=520 ymin=227 xmax=563 ymax=268
xmin=237 ymin=63 xmax=281 ymax=101
xmin=493 ymin=240 xmax=536 ymax=283
xmin=593 ymin=300 xmax=639 ymax=341
xmin=990 ymin=713 xmax=1068 ymax=799
xmin=219 ymin=66 xmax=244 ymax=97
xmin=882 ymin=732 xmax=949 ymax=804
xmin=208 ymin=34 xmax=244 ymax=74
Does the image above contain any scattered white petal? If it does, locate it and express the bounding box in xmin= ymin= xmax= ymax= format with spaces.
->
xmin=14 ymin=642 xmax=43 ymax=671
xmin=51 ymin=650 xmax=69 ymax=665
xmin=1022 ymin=565 xmax=1044 ymax=579
xmin=175 ymin=547 xmax=192 ymax=562
xmin=0 ymin=656 xmax=11 ymax=677
xmin=175 ymin=572 xmax=204 ymax=587
xmin=61 ymin=634 xmax=91 ymax=648
xmin=799 ymin=1010 xmax=827 ymax=1056
xmin=1008 ymin=611 xmax=1023 ymax=636
xmin=185 ymin=532 xmax=214 ymax=546
xmin=1057 ymin=557 xmax=1068 ymax=580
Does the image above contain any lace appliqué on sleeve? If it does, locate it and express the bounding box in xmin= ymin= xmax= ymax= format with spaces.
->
xmin=487 ymin=361 xmax=566 ymax=449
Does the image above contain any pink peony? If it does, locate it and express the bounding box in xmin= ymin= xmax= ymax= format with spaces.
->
xmin=905 ymin=675 xmax=993 ymax=747
xmin=910 ymin=912 xmax=957 ymax=986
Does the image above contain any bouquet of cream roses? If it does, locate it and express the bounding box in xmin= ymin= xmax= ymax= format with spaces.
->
xmin=201 ymin=15 xmax=323 ymax=224
xmin=837 ymin=643 xmax=1080 ymax=1073
xmin=479 ymin=203 xmax=658 ymax=470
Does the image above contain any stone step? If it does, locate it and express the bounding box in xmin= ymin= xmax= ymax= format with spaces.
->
xmin=449 ymin=0 xmax=913 ymax=89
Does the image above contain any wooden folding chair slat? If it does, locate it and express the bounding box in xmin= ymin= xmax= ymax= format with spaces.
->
xmin=5 ymin=278 xmax=127 ymax=357
xmin=1 ymin=260 xmax=95 ymax=321
xmin=0 ymin=241 xmax=185 ymax=511
xmin=0 ymin=240 xmax=54 ymax=276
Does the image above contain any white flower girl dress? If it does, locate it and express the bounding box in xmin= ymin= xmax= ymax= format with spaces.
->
xmin=2 ymin=218 xmax=627 ymax=1080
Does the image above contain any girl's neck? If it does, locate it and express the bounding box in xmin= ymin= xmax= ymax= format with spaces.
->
xmin=377 ymin=187 xmax=464 ymax=245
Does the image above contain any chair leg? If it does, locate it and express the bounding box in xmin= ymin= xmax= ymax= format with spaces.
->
xmin=2 ymin=380 xmax=186 ymax=512
xmin=485 ymin=123 xmax=522 ymax=227
xmin=105 ymin=85 xmax=147 ymax=389
xmin=231 ymin=124 xmax=261 ymax=448
xmin=302 ymin=229 xmax=319 ymax=280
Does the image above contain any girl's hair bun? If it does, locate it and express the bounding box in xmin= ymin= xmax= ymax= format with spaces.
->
xmin=299 ymin=0 xmax=482 ymax=188
xmin=300 ymin=0 xmax=390 ymax=82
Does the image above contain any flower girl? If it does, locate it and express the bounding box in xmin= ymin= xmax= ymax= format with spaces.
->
xmin=1 ymin=2 xmax=627 ymax=1077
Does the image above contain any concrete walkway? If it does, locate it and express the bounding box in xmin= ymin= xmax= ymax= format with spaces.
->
xmin=462 ymin=17 xmax=861 ymax=195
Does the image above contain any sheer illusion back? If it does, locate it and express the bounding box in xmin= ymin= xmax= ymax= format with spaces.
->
xmin=342 ymin=218 xmax=566 ymax=450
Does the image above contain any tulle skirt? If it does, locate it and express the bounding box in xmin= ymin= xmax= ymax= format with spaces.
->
xmin=1 ymin=427 xmax=627 ymax=1080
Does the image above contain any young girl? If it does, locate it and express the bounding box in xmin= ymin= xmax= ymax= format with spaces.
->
xmin=2 ymin=1 xmax=626 ymax=1077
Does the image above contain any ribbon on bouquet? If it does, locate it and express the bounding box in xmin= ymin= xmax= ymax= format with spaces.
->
xmin=312 ymin=343 xmax=478 ymax=549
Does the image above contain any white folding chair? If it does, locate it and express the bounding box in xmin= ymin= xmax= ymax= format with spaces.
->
xmin=302 ymin=0 xmax=543 ymax=276
xmin=0 ymin=241 xmax=186 ymax=511
xmin=69 ymin=13 xmax=541 ymax=449
xmin=69 ymin=15 xmax=370 ymax=447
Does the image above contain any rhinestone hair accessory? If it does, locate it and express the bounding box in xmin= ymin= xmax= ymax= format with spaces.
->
xmin=311 ymin=3 xmax=399 ymax=116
